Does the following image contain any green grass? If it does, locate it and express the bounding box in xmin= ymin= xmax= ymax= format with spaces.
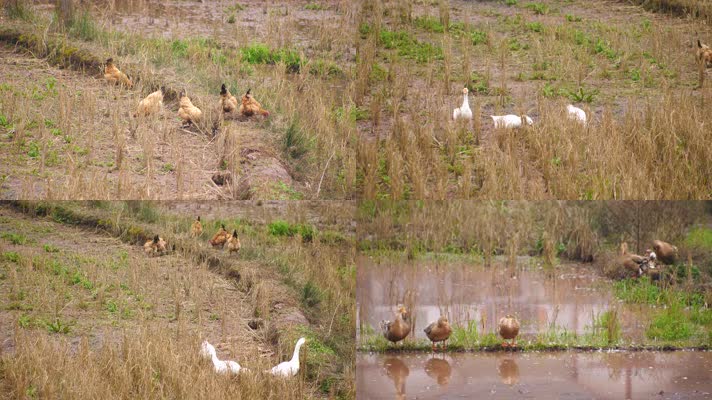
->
xmin=525 ymin=2 xmax=549 ymax=15
xmin=45 ymin=317 xmax=72 ymax=334
xmin=414 ymin=15 xmax=445 ymax=33
xmin=470 ymin=30 xmax=488 ymax=46
xmin=304 ymin=2 xmax=325 ymax=11
xmin=301 ymin=280 xmax=323 ymax=307
xmin=68 ymin=10 xmax=100 ymax=41
xmin=686 ymin=227 xmax=712 ymax=250
xmin=2 ymin=251 xmax=20 ymax=262
xmin=378 ymin=29 xmax=443 ymax=63
xmin=1 ymin=232 xmax=27 ymax=245
xmin=647 ymin=306 xmax=695 ymax=341
xmin=240 ymin=44 xmax=303 ymax=72
xmin=267 ymin=220 xmax=317 ymax=242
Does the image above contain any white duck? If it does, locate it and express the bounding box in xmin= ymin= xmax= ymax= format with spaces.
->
xmin=491 ymin=114 xmax=534 ymax=129
xmin=269 ymin=337 xmax=306 ymax=377
xmin=566 ymin=104 xmax=587 ymax=126
xmin=452 ymin=87 xmax=473 ymax=120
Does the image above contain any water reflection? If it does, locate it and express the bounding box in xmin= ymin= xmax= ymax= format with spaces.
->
xmin=383 ymin=357 xmax=409 ymax=400
xmin=357 ymin=352 xmax=712 ymax=400
xmin=497 ymin=357 xmax=519 ymax=385
xmin=424 ymin=357 xmax=451 ymax=386
xmin=357 ymin=257 xmax=651 ymax=341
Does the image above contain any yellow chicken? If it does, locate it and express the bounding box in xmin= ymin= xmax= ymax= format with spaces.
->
xmin=239 ymin=89 xmax=270 ymax=117
xmin=220 ymin=83 xmax=238 ymax=114
xmin=144 ymin=235 xmax=167 ymax=256
xmin=178 ymin=90 xmax=202 ymax=126
xmin=104 ymin=58 xmax=133 ymax=88
xmin=190 ymin=216 xmax=203 ymax=238
xmin=134 ymin=86 xmax=164 ymax=118
xmin=227 ymin=229 xmax=241 ymax=254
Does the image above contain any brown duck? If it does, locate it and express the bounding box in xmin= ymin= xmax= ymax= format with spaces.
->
xmin=380 ymin=304 xmax=411 ymax=345
xmin=652 ymin=240 xmax=678 ymax=265
xmin=423 ymin=316 xmax=452 ymax=352
xmin=498 ymin=315 xmax=520 ymax=347
xmin=619 ymin=242 xmax=646 ymax=277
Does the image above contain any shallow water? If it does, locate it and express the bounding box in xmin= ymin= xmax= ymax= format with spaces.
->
xmin=357 ymin=352 xmax=712 ymax=400
xmin=357 ymin=257 xmax=652 ymax=342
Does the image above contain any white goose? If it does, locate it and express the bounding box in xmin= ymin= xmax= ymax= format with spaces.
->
xmin=200 ymin=340 xmax=244 ymax=374
xmin=200 ymin=340 xmax=216 ymax=359
xmin=269 ymin=337 xmax=306 ymax=377
xmin=491 ymin=114 xmax=534 ymax=129
xmin=452 ymin=87 xmax=473 ymax=120
xmin=566 ymin=104 xmax=587 ymax=126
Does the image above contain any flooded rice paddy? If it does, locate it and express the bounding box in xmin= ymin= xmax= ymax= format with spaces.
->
xmin=357 ymin=351 xmax=712 ymax=400
xmin=357 ymin=256 xmax=652 ymax=342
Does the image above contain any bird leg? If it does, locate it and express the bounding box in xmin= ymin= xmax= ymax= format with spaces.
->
xmin=432 ymin=342 xmax=436 ymax=352
xmin=501 ymin=341 xmax=508 ymax=348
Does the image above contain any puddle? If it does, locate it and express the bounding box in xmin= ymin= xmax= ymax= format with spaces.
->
xmin=357 ymin=352 xmax=712 ymax=400
xmin=357 ymin=257 xmax=652 ymax=342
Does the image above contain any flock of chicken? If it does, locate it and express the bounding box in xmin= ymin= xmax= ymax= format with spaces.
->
xmin=379 ymin=239 xmax=679 ymax=352
xmin=618 ymin=239 xmax=679 ymax=280
xmin=381 ymin=306 xmax=520 ymax=351
xmin=452 ymin=87 xmax=587 ymax=128
xmin=104 ymin=58 xmax=269 ymax=126
xmin=200 ymin=338 xmax=307 ymax=377
xmin=143 ymin=216 xmax=241 ymax=256
xmin=143 ymin=217 xmax=306 ymax=377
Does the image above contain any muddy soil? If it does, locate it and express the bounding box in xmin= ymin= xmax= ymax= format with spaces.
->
xmin=357 ymin=351 xmax=712 ymax=400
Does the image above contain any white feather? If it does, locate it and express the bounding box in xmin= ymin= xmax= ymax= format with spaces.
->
xmin=566 ymin=104 xmax=587 ymax=126
xmin=491 ymin=114 xmax=533 ymax=129
xmin=269 ymin=337 xmax=306 ymax=377
xmin=200 ymin=340 xmax=216 ymax=359
xmin=453 ymin=89 xmax=472 ymax=120
xmin=201 ymin=340 xmax=244 ymax=374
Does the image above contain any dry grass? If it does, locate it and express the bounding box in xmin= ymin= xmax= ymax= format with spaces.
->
xmin=357 ymin=200 xmax=708 ymax=265
xmin=2 ymin=0 xmax=711 ymax=199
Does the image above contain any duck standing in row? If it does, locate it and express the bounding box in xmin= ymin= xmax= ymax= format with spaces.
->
xmin=381 ymin=304 xmax=411 ymax=347
xmin=424 ymin=316 xmax=452 ymax=352
xmin=499 ymin=315 xmax=520 ymax=348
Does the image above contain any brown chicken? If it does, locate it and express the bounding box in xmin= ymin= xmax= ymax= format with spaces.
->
xmin=697 ymin=39 xmax=712 ymax=87
xmin=209 ymin=224 xmax=229 ymax=248
xmin=219 ymin=83 xmax=238 ymax=114
xmin=104 ymin=58 xmax=133 ymax=88
xmin=134 ymin=87 xmax=164 ymax=118
xmin=190 ymin=216 xmax=203 ymax=238
xmin=380 ymin=304 xmax=411 ymax=345
xmin=144 ymin=234 xmax=167 ymax=256
xmin=178 ymin=90 xmax=203 ymax=126
xmin=498 ymin=315 xmax=520 ymax=347
xmin=227 ymin=229 xmax=241 ymax=254
xmin=239 ymin=89 xmax=270 ymax=117
xmin=652 ymin=240 xmax=678 ymax=265
xmin=424 ymin=316 xmax=452 ymax=352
